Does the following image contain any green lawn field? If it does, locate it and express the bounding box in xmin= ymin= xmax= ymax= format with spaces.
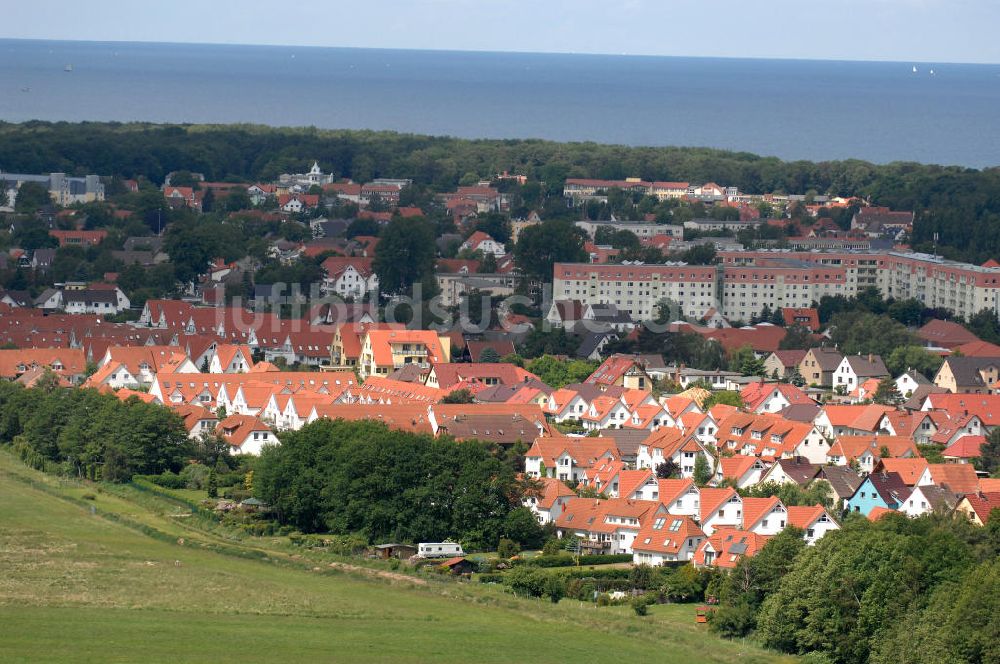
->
xmin=0 ymin=453 xmax=791 ymax=663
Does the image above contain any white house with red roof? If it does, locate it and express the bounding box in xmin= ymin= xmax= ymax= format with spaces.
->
xmin=636 ymin=428 xmax=715 ymax=478
xmin=208 ymin=344 xmax=254 ymax=373
xmin=525 ymin=436 xmax=620 ymax=483
xmin=693 ymin=527 xmax=770 ymax=569
xmin=715 ymin=456 xmax=768 ymax=489
xmin=741 ymin=496 xmax=788 ymax=536
xmin=460 ymin=231 xmax=506 ymax=257
xmin=698 ymin=487 xmax=744 ymax=535
xmin=217 ymin=414 xmax=277 ymax=455
xmin=943 ymin=435 xmax=986 ymax=464
xmin=636 ymin=478 xmax=702 ymax=518
xmin=741 ymin=381 xmax=814 ymax=414
xmin=320 ymin=256 xmax=379 ymax=299
xmin=786 ymin=505 xmax=840 ymax=545
xmin=523 ymin=477 xmax=576 ymax=524
xmin=632 ymin=515 xmax=705 ymax=565
xmin=585 ymin=354 xmax=652 ymax=390
xmin=553 ymin=497 xmax=664 ymax=555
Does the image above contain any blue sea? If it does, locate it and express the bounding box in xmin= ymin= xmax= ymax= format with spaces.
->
xmin=1 ymin=39 xmax=999 ymax=167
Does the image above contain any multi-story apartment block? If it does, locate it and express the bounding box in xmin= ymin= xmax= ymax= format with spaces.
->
xmin=553 ymin=262 xmax=718 ymax=320
xmin=554 ymin=250 xmax=1000 ymax=324
xmin=574 ymin=220 xmax=684 ymax=241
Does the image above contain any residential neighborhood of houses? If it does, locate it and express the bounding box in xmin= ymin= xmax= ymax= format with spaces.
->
xmin=1 ymin=165 xmax=999 ymax=577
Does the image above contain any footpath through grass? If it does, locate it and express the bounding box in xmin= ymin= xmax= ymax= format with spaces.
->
xmin=0 ymin=452 xmax=792 ymax=663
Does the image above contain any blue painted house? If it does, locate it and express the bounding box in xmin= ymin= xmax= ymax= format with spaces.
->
xmin=845 ymin=471 xmax=911 ymax=516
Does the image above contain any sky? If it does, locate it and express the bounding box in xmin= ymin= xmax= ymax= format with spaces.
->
xmin=3 ymin=0 xmax=999 ymax=64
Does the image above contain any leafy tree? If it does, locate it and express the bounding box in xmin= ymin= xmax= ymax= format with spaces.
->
xmin=497 ymin=538 xmax=519 ymax=559
xmin=543 ymin=575 xmax=566 ymax=604
xmin=478 ymin=347 xmax=501 ymax=363
xmin=703 ymin=391 xmax=743 ymax=410
xmin=779 ymin=324 xmax=814 ymax=350
xmin=440 ymin=389 xmax=474 ymax=404
xmin=513 ymin=220 xmax=587 ymax=280
xmin=13 ymin=181 xmax=52 ymax=212
xmin=693 ymin=454 xmax=712 ymax=487
xmin=786 ymin=367 xmax=806 ymax=387
xmin=976 ymin=428 xmax=1000 ymax=476
xmin=207 ymin=469 xmax=218 ymax=498
xmin=254 ymin=419 xmax=524 ymax=549
xmin=373 ymin=216 xmax=436 ymax=295
xmin=829 ymin=311 xmax=918 ymax=358
xmin=345 ymin=217 xmax=379 ymax=239
xmin=224 ymin=189 xmax=252 ymax=212
xmin=524 ymin=355 xmax=596 ymax=389
xmin=679 ymin=243 xmax=718 ymax=265
xmin=873 ymin=377 xmax=903 ymax=405
xmin=500 ymin=507 xmax=544 ymax=549
xmin=474 ymin=213 xmax=511 ymax=245
xmin=886 ymin=345 xmax=943 ymax=380
xmin=519 ymin=329 xmax=581 ymax=359
xmin=738 ymin=352 xmax=767 ymax=377
xmin=655 ymin=460 xmax=681 ymax=479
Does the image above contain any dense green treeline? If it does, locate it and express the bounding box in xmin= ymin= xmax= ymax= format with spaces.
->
xmin=253 ymin=418 xmax=542 ymax=550
xmin=2 ymin=121 xmax=1000 ymax=260
xmin=0 ymin=380 xmax=189 ymax=481
xmin=709 ymin=512 xmax=1000 ymax=664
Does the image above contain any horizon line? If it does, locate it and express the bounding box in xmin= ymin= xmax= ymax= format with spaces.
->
xmin=2 ymin=36 xmax=999 ymax=68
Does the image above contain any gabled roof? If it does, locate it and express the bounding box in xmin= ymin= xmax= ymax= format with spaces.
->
xmin=843 ymin=355 xmax=889 ymax=378
xmin=781 ymin=308 xmax=820 ymax=331
xmin=641 ymin=478 xmax=692 ymax=507
xmin=770 ymin=456 xmax=821 ymax=485
xmin=310 ymin=403 xmax=434 ymax=434
xmin=363 ymin=329 xmax=447 ymax=366
xmin=585 ymin=354 xmax=647 ymax=386
xmin=829 ymin=435 xmax=918 ymax=463
xmin=719 ymin=456 xmax=764 ymax=482
xmin=946 ymin=355 xmax=1000 ymax=389
xmin=804 ymin=347 xmax=845 ymax=371
xmin=953 ymin=340 xmax=1000 ymax=357
xmin=528 ymin=477 xmax=577 ymax=510
xmin=694 ymin=527 xmax=770 ymax=569
xmin=912 ymin=485 xmax=959 ymax=513
xmin=923 ymin=394 xmax=1000 ymax=426
xmin=875 ymin=458 xmax=929 ymax=486
xmin=943 ymin=435 xmax=986 ymax=460
xmin=740 ymin=381 xmax=814 ymax=412
xmin=216 ymin=414 xmax=271 ymax=447
xmin=429 ymin=363 xmax=537 ymax=390
xmin=925 ymin=464 xmax=980 ymax=495
xmin=860 ymin=471 xmax=912 ymax=506
xmin=617 ymin=469 xmax=655 ymax=499
xmin=769 ymin=349 xmax=808 ymax=368
xmin=786 ymin=505 xmax=836 ymax=530
xmin=699 ymin=487 xmax=740 ymax=522
xmin=632 ymin=516 xmax=704 ymax=556
xmin=959 ymin=491 xmax=1000 ymax=523
xmin=526 ymin=436 xmax=621 ymax=470
xmin=916 ymin=319 xmax=979 ymax=349
xmin=820 ymin=404 xmax=894 ymax=431
xmin=0 ymin=348 xmax=86 ymax=377
xmin=813 ymin=466 xmax=862 ymax=498
xmin=741 ymin=496 xmax=784 ymax=530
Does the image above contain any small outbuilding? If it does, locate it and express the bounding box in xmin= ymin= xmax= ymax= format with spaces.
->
xmin=440 ymin=556 xmax=476 ymax=575
xmin=372 ymin=543 xmax=417 ymax=560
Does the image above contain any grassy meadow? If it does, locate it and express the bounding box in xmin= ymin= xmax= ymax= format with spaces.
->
xmin=0 ymin=452 xmax=791 ymax=663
